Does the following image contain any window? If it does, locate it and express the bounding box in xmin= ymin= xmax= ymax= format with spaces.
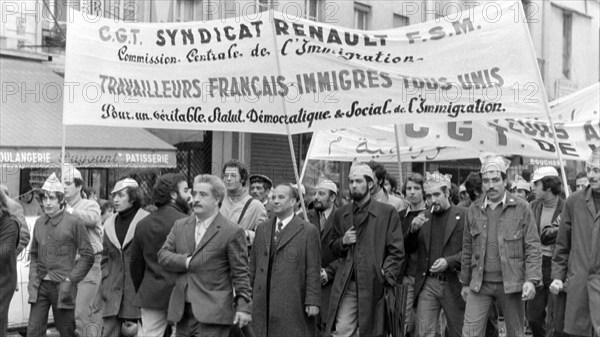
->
xmin=123 ymin=0 xmax=136 ymax=22
xmin=176 ymin=0 xmax=195 ymax=22
xmin=393 ymin=13 xmax=409 ymax=27
xmin=354 ymin=2 xmax=370 ymax=30
xmin=562 ymin=11 xmax=572 ymax=79
xmin=306 ymin=0 xmax=320 ymax=21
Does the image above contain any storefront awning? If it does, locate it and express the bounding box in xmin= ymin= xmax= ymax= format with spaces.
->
xmin=0 ymin=54 xmax=177 ymax=168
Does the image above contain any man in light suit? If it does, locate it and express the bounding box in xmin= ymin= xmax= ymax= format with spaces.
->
xmin=158 ymin=174 xmax=252 ymax=337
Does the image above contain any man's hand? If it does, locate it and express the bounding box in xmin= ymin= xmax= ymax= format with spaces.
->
xmin=461 ymin=286 xmax=470 ymax=302
xmin=58 ymin=280 xmax=73 ymax=303
xmin=429 ymin=258 xmax=448 ymax=273
xmin=342 ymin=226 xmax=356 ymax=246
xmin=521 ymin=281 xmax=536 ymax=301
xmin=233 ymin=311 xmax=251 ymax=327
xmin=320 ymin=268 xmax=328 ymax=286
xmin=549 ymin=279 xmax=563 ymax=295
xmin=410 ymin=213 xmax=428 ymax=233
xmin=305 ymin=305 xmax=319 ymax=317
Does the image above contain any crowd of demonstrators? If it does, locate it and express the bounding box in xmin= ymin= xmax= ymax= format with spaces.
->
xmin=3 ymin=151 xmax=600 ymax=337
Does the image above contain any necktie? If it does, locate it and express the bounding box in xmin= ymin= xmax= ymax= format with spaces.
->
xmin=276 ymin=221 xmax=284 ymax=234
xmin=320 ymin=213 xmax=327 ymax=231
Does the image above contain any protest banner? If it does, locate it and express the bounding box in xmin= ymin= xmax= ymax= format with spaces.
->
xmin=63 ymin=1 xmax=547 ymax=133
xmin=307 ymin=83 xmax=599 ymax=162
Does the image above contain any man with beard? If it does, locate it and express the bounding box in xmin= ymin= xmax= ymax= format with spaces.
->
xmin=61 ymin=163 xmax=103 ymax=337
xmin=326 ymin=163 xmax=405 ymax=337
xmin=405 ymin=172 xmax=466 ymax=337
xmin=307 ymin=179 xmax=339 ymax=335
xmin=250 ymin=174 xmax=274 ymax=218
xmin=461 ymin=154 xmax=541 ymax=337
xmin=551 ymin=149 xmax=600 ymax=337
xmin=130 ymin=173 xmax=192 ymax=336
xmin=221 ymin=160 xmax=267 ymax=244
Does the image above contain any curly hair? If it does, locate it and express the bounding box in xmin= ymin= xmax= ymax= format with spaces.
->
xmin=153 ymin=173 xmax=187 ymax=208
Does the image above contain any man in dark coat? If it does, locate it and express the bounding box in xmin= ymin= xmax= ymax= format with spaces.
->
xmin=326 ymin=163 xmax=405 ymax=337
xmin=250 ymin=183 xmax=321 ymax=337
xmin=130 ymin=173 xmax=191 ymax=336
xmin=550 ymin=149 xmax=600 ymax=337
xmin=158 ymin=174 xmax=252 ymax=337
xmin=405 ymin=172 xmax=466 ymax=337
xmin=306 ymin=179 xmax=339 ymax=335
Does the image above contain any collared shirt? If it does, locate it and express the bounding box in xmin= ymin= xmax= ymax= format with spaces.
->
xmin=276 ymin=213 xmax=294 ymax=232
xmin=195 ymin=211 xmax=219 ymax=246
xmin=483 ymin=192 xmax=507 ymax=210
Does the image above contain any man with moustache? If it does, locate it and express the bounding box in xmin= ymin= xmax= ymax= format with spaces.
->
xmin=306 ymin=179 xmax=339 ymax=334
xmin=326 ymin=163 xmax=405 ymax=337
xmin=27 ymin=173 xmax=94 ymax=337
xmin=158 ymin=174 xmax=252 ymax=337
xmin=250 ymin=174 xmax=274 ymax=218
xmin=460 ymin=154 xmax=541 ymax=337
xmin=405 ymin=172 xmax=466 ymax=337
xmin=551 ymin=149 xmax=600 ymax=337
xmin=130 ymin=173 xmax=192 ymax=336
xmin=250 ymin=184 xmax=321 ymax=337
xmin=221 ymin=160 xmax=267 ymax=244
xmin=61 ymin=163 xmax=104 ymax=337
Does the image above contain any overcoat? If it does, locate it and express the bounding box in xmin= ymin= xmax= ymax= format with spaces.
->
xmin=100 ymin=208 xmax=148 ymax=319
xmin=325 ymin=199 xmax=405 ymax=337
xmin=250 ymin=215 xmax=321 ymax=337
xmin=130 ymin=204 xmax=188 ymax=310
xmin=552 ymin=187 xmax=600 ymax=336
xmin=0 ymin=214 xmax=19 ymax=333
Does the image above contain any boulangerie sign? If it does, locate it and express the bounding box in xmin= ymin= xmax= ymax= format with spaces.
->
xmin=64 ymin=2 xmax=547 ymax=133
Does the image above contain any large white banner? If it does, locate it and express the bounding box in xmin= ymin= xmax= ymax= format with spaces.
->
xmin=308 ymin=83 xmax=600 ymax=162
xmin=64 ymin=2 xmax=548 ymax=134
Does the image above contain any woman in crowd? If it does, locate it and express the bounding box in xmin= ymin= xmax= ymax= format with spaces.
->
xmin=100 ymin=178 xmax=149 ymax=337
xmin=0 ymin=190 xmax=20 ymax=335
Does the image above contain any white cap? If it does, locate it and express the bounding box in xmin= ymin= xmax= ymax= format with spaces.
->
xmin=531 ymin=167 xmax=559 ymax=183
xmin=111 ymin=178 xmax=139 ymax=194
xmin=61 ymin=163 xmax=82 ymax=183
xmin=459 ymin=184 xmax=467 ymax=193
xmin=349 ymin=162 xmax=374 ymax=181
xmin=42 ymin=173 xmax=63 ymax=193
xmin=514 ymin=180 xmax=531 ymax=191
xmin=424 ymin=171 xmax=452 ymax=194
xmin=316 ymin=179 xmax=338 ymax=194
xmin=480 ymin=153 xmax=510 ymax=174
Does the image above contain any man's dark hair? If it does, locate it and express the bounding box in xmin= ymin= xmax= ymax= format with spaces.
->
xmin=100 ymin=199 xmax=114 ymax=215
xmin=367 ymin=161 xmax=386 ymax=188
xmin=575 ymin=171 xmax=587 ymax=180
xmin=521 ymin=169 xmax=532 ymax=182
xmin=386 ymin=175 xmax=398 ymax=193
xmin=402 ymin=173 xmax=425 ymax=196
xmin=464 ymin=172 xmax=483 ymax=201
xmin=222 ymin=160 xmax=249 ymax=187
xmin=122 ymin=186 xmax=145 ymax=209
xmin=540 ymin=176 xmax=562 ymax=196
xmin=449 ymin=183 xmax=460 ymax=205
xmin=153 ymin=173 xmax=187 ymax=208
xmin=250 ymin=176 xmax=272 ymax=191
xmin=73 ymin=178 xmax=84 ymax=188
xmin=39 ymin=190 xmax=66 ymax=205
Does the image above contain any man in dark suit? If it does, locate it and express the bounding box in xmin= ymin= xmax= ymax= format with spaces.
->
xmin=158 ymin=174 xmax=252 ymax=337
xmin=130 ymin=173 xmax=191 ymax=336
xmin=306 ymin=179 xmax=339 ymax=335
xmin=405 ymin=171 xmax=466 ymax=337
xmin=250 ymin=183 xmax=321 ymax=337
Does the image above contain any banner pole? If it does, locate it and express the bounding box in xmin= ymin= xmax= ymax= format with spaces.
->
xmin=544 ymin=111 xmax=570 ymax=198
xmin=299 ymin=133 xmax=315 ymax=183
xmin=393 ymin=125 xmax=404 ymax=184
xmin=61 ymin=124 xmax=66 ymax=165
xmin=270 ymin=16 xmax=308 ymax=221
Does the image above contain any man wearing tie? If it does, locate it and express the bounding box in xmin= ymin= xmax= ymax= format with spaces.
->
xmin=307 ymin=179 xmax=339 ymax=335
xmin=250 ymin=184 xmax=321 ymax=337
xmin=158 ymin=174 xmax=252 ymax=337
